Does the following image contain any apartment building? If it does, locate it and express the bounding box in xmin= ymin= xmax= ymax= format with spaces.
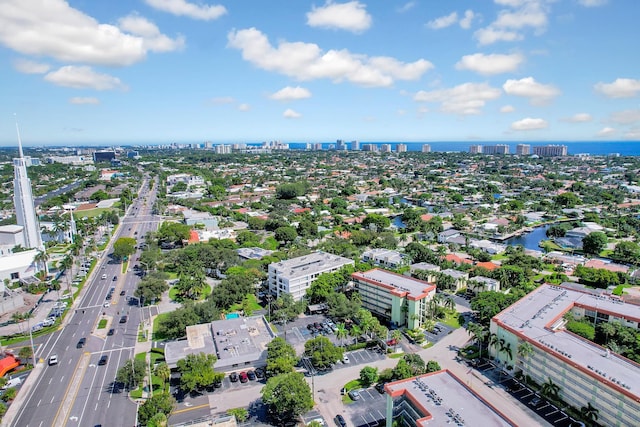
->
xmin=267 ymin=252 xmax=354 ymax=301
xmin=516 ymin=144 xmax=531 ymax=155
xmin=533 ymin=145 xmax=568 ymax=156
xmin=362 ymin=248 xmax=408 ymax=269
xmin=490 ymin=284 xmax=640 ymax=427
xmin=352 ymin=269 xmax=436 ymax=329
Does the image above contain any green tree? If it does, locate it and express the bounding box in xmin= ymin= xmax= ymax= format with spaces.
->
xmin=304 ymin=336 xmax=342 ymax=369
xmin=1 ymin=388 xmax=16 ymax=402
xmin=359 ymin=366 xmax=379 ymax=386
xmin=262 ymin=372 xmax=313 ymax=424
xmin=426 ymin=360 xmax=441 ymax=373
xmin=274 ymin=226 xmax=298 ymax=245
xmin=157 ymin=222 xmax=191 ymax=245
xmin=554 ymin=192 xmax=581 ymax=208
xmin=580 ymin=402 xmax=599 ymax=426
xmin=265 ymin=337 xmax=297 ymax=378
xmin=138 ymin=392 xmax=175 ymax=426
xmin=135 ymin=272 xmax=169 ymax=306
xmin=147 ymin=413 xmax=168 ymax=427
xmin=155 ymin=362 xmax=171 ymax=391
xmin=471 ymin=291 xmax=519 ymax=326
xmin=176 ymin=352 xmax=223 ymax=392
xmin=113 ymin=237 xmax=136 ymax=260
xmin=18 ymin=346 xmax=33 ymax=364
xmin=612 ymin=241 xmax=640 ymax=265
xmin=362 ymin=214 xmax=390 ymax=230
xmin=392 ymin=359 xmax=413 ymax=380
xmin=582 ymin=232 xmax=608 ymax=256
xmin=116 ymin=358 xmax=146 ymax=390
xmin=540 ymin=377 xmax=561 ymax=400
xmin=227 ymin=408 xmax=249 ymax=423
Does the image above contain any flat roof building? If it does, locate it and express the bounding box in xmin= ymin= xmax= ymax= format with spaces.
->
xmin=352 ymin=269 xmax=436 ymax=329
xmin=165 ymin=315 xmax=275 ymax=372
xmin=268 ymin=251 xmax=354 ymax=301
xmin=491 ymin=284 xmax=640 ymax=427
xmin=384 ymin=370 xmax=514 ymax=427
xmin=362 ymin=248 xmax=408 ymax=269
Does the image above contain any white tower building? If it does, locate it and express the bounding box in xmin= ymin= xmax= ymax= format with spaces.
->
xmin=13 ymin=122 xmax=43 ymax=251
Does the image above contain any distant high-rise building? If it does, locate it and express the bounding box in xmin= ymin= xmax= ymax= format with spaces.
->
xmin=214 ymin=144 xmax=232 ymax=154
xmin=335 ymin=139 xmax=347 ymax=150
xmin=350 ymin=140 xmax=360 ymax=151
xmin=314 ymin=143 xmax=323 ymax=151
xmin=469 ymin=145 xmax=483 ymax=154
xmin=93 ymin=150 xmax=116 ymax=162
xmin=421 ymin=144 xmax=431 ymax=153
xmin=362 ymin=144 xmax=378 ymax=152
xmin=534 ymin=145 xmax=568 ymax=156
xmin=516 ymin=144 xmax=531 ymax=155
xmin=380 ymin=144 xmax=391 ymax=153
xmin=13 ymin=124 xmax=43 ymax=251
xmin=396 ymin=144 xmax=407 ymax=153
xmin=483 ymin=144 xmax=509 ymax=155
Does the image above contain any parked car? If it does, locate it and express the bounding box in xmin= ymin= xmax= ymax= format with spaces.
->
xmin=229 ymin=372 xmax=238 ymax=382
xmin=342 ymin=355 xmax=350 ymax=364
xmin=255 ymin=367 xmax=265 ymax=379
xmin=335 ymin=414 xmax=347 ymax=427
xmin=348 ymin=390 xmax=360 ymax=400
xmin=239 ymin=371 xmax=249 ymax=383
xmin=107 ymin=328 xmax=115 ymax=336
xmin=375 ymin=383 xmax=386 ymax=394
xmin=247 ymin=370 xmax=256 ymax=381
xmin=529 ymin=396 xmax=542 ymax=407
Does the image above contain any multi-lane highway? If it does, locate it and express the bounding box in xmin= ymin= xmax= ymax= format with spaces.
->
xmin=11 ymin=176 xmax=161 ymax=427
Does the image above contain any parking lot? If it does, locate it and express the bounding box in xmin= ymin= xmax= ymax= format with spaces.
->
xmin=345 ymin=385 xmax=386 ymax=427
xmin=422 ymin=321 xmax=455 ymax=344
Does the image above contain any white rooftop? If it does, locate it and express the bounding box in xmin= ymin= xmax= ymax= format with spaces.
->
xmin=271 ymin=251 xmax=354 ymax=280
xmin=353 ymin=269 xmax=435 ymax=299
xmin=0 ymin=225 xmax=23 ymax=234
xmin=494 ymin=284 xmax=640 ymax=398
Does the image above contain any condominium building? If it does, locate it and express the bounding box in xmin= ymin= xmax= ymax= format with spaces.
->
xmin=469 ymin=145 xmax=483 ymax=154
xmin=350 ymin=140 xmax=360 ymax=151
xmin=352 ymin=269 xmax=436 ymax=329
xmin=490 ymin=284 xmax=640 ymax=427
xmin=421 ymin=144 xmax=431 ymax=153
xmin=362 ymin=144 xmax=378 ymax=152
xmin=268 ymin=252 xmax=354 ymax=301
xmin=533 ymin=145 xmax=568 ymax=156
xmin=385 ymin=370 xmax=514 ymax=427
xmin=362 ymin=249 xmax=408 ymax=269
xmin=396 ymin=144 xmax=407 ymax=153
xmin=380 ymin=144 xmax=392 ymax=153
xmin=483 ymin=144 xmax=510 ymax=155
xmin=516 ymin=144 xmax=531 ymax=155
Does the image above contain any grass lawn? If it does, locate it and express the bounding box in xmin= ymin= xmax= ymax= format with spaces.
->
xmin=152 ymin=312 xmax=170 ymax=341
xmin=540 ymin=240 xmax=562 ymax=251
xmin=441 ymin=311 xmax=461 ymax=329
xmin=169 ymin=283 xmax=211 ymax=302
xmin=228 ymin=294 xmax=262 ymax=313
xmin=122 ymin=260 xmax=129 ymax=274
xmin=74 ymin=207 xmax=112 ymax=219
xmin=341 ymin=379 xmax=365 ymax=404
xmin=97 ymin=319 xmax=107 ymax=329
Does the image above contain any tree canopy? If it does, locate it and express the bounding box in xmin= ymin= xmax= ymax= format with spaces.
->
xmin=113 ymin=237 xmax=136 ymax=260
xmin=176 ymin=352 xmax=223 ymax=392
xmin=261 ymin=372 xmax=313 ymax=424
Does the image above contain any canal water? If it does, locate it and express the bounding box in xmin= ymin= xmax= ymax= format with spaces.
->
xmin=503 ymin=224 xmax=551 ymax=251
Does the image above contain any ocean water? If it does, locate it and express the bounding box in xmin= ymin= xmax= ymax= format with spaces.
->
xmin=286 ymin=141 xmax=640 ymax=156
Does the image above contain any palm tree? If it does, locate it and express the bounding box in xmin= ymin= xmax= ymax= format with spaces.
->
xmin=599 ymin=322 xmax=616 ymax=345
xmin=444 ymin=296 xmax=455 ymax=312
xmin=517 ymin=342 xmax=534 ymax=368
xmin=349 ymin=325 xmax=362 ymax=343
xmin=540 ymin=377 xmax=561 ymax=400
xmin=391 ymin=329 xmax=403 ymax=352
xmin=580 ymin=402 xmax=599 ymax=426
xmin=488 ymin=333 xmax=499 ymax=356
xmin=155 ymin=362 xmax=170 ymax=392
xmin=335 ymin=323 xmax=348 ymax=346
xmin=33 ymin=249 xmax=49 ymax=276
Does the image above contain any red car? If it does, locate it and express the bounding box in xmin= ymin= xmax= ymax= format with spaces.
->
xmin=239 ymin=371 xmax=248 ymax=383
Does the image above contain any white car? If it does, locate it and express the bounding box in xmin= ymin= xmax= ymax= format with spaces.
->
xmin=48 ymin=355 xmax=58 ymax=366
xmin=103 ymin=302 xmax=110 ymax=308
xmin=342 ymin=355 xmax=350 ymax=364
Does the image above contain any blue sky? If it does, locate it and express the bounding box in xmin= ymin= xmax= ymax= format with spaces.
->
xmin=1 ymin=0 xmax=639 ymax=145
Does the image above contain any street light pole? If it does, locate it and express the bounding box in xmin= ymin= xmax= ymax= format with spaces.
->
xmin=27 ymin=317 xmax=37 ymax=367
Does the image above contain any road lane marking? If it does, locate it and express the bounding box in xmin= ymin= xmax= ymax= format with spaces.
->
xmin=49 ymin=378 xmax=52 ymax=385
xmin=37 ymin=399 xmax=41 ymax=406
xmin=171 ymin=403 xmax=210 ymax=415
xmin=52 ymin=352 xmax=91 ymax=427
xmin=60 ymin=376 xmax=64 ymax=382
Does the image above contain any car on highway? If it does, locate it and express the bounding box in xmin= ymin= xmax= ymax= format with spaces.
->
xmin=112 ymin=275 xmax=117 ymax=281
xmin=98 ymin=355 xmax=108 ymax=365
xmin=101 ymin=274 xmax=107 ymax=280
xmin=77 ymin=337 xmax=86 ymax=348
xmin=103 ymin=302 xmax=110 ymax=308
xmin=48 ymin=354 xmax=58 ymax=366
xmin=119 ymin=315 xmax=128 ymax=323
xmin=120 ymin=290 xmax=126 ymax=296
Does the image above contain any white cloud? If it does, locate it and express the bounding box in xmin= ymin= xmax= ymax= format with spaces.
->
xmin=610 ymin=109 xmax=640 ymax=124
xmin=227 ymin=28 xmax=433 ymax=88
xmin=144 ymin=0 xmax=227 ymax=21
xmin=238 ymin=103 xmax=250 ymax=112
xmin=13 ymin=59 xmax=50 ymax=74
xmin=397 ymin=2 xmax=416 ymax=13
xmin=594 ymin=78 xmax=640 ymax=98
xmin=0 ymin=0 xmax=183 ymax=67
xmin=283 ymin=108 xmax=302 ymax=118
xmin=427 ymin=12 xmax=458 ymax=30
xmin=474 ymin=27 xmax=523 ymax=45
xmin=459 ymin=10 xmax=476 ymax=29
xmin=578 ymin=0 xmax=608 ymax=7
xmin=270 ymin=86 xmax=312 ymax=101
xmin=44 ymin=66 xmax=127 ymax=90
xmin=494 ymin=3 xmax=548 ymax=30
xmin=500 ymin=105 xmax=515 ymax=113
xmin=623 ymin=128 xmax=640 ymax=139
xmin=306 ymin=1 xmax=372 ymax=33
xmin=495 ymin=0 xmax=526 ymax=6
xmin=414 ymin=82 xmax=501 ymax=115
xmin=511 ymin=117 xmax=548 ymax=130
xmin=69 ymin=97 xmax=100 ymax=104
xmin=118 ymin=14 xmax=185 ymax=52
xmin=455 ymin=53 xmax=524 ymax=75
xmin=503 ymin=77 xmax=560 ymax=104
xmin=564 ymin=113 xmax=592 ymax=122
xmin=597 ymin=127 xmax=616 ymax=137
xmin=210 ymin=96 xmax=235 ymax=104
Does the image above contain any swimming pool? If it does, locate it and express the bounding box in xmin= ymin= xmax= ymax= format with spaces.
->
xmin=225 ymin=313 xmax=240 ymax=319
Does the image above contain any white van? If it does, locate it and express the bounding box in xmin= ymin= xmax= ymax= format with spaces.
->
xmin=101 ymin=274 xmax=107 ymax=280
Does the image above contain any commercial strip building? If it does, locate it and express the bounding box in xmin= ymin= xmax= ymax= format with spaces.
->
xmin=165 ymin=315 xmax=275 ymax=372
xmin=352 ymin=269 xmax=436 ymax=329
xmin=490 ymin=284 xmax=640 ymax=427
xmin=384 ymin=370 xmax=514 ymax=427
xmin=267 ymin=251 xmax=354 ymax=302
